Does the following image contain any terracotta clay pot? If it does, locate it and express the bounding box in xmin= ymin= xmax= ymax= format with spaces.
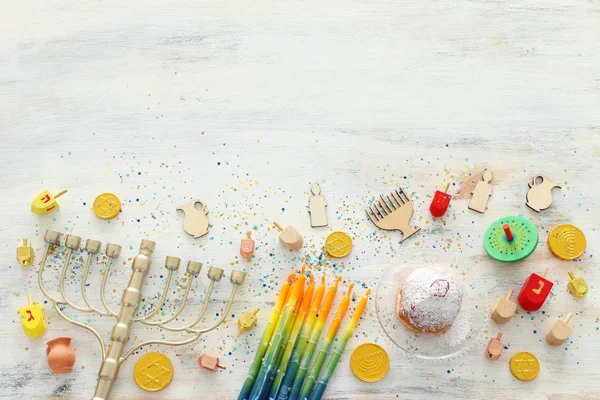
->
xmin=46 ymin=336 xmax=75 ymax=374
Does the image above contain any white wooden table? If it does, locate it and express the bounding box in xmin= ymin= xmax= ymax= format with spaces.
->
xmin=1 ymin=1 xmax=599 ymax=399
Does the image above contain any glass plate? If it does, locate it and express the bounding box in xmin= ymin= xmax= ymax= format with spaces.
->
xmin=375 ymin=261 xmax=488 ymax=360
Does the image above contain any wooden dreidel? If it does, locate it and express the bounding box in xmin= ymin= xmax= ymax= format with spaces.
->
xmin=17 ymin=239 xmax=34 ymax=266
xmin=238 ymin=308 xmax=260 ymax=332
xmin=491 ymin=289 xmax=517 ymax=324
xmin=198 ymin=354 xmax=226 ymax=371
xmin=486 ymin=333 xmax=504 ymax=360
xmin=18 ymin=294 xmax=46 ymax=338
xmin=240 ymin=231 xmax=255 ymax=260
xmin=274 ymin=221 xmax=303 ymax=251
xmin=429 ymin=183 xmax=451 ymax=217
xmin=546 ymin=313 xmax=573 ymax=346
xmin=567 ymin=271 xmax=588 ymax=298
xmin=31 ymin=189 xmax=67 ymax=215
xmin=518 ymin=268 xmax=553 ymax=312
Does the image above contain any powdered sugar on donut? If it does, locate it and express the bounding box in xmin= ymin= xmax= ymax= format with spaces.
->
xmin=398 ymin=266 xmax=463 ymax=333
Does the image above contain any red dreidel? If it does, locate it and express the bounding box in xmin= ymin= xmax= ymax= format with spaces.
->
xmin=429 ymin=183 xmax=451 ymax=217
xmin=518 ymin=268 xmax=553 ymax=311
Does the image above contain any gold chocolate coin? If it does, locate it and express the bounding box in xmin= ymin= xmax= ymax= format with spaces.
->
xmin=134 ymin=352 xmax=174 ymax=392
xmin=325 ymin=231 xmax=352 ymax=258
xmin=509 ymin=351 xmax=540 ymax=381
xmin=93 ymin=193 xmax=121 ymax=220
xmin=350 ymin=343 xmax=389 ymax=382
xmin=548 ymin=224 xmax=586 ymax=260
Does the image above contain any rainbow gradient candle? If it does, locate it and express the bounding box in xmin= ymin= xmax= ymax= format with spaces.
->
xmin=268 ymin=274 xmax=306 ymax=390
xmin=269 ymin=276 xmax=315 ymax=399
xmin=249 ymin=272 xmax=306 ymax=400
xmin=238 ymin=275 xmax=294 ymax=400
xmin=277 ymin=276 xmax=325 ymax=400
xmin=288 ymin=276 xmax=342 ymax=400
xmin=299 ymin=283 xmax=354 ymax=399
xmin=309 ymin=288 xmax=371 ymax=400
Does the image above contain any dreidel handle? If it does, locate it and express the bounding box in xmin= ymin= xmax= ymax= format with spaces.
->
xmin=54 ymin=189 xmax=68 ymax=199
xmin=27 ymin=293 xmax=33 ymax=306
xmin=503 ymin=224 xmax=514 ymax=242
xmin=506 ymin=288 xmax=514 ymax=300
xmin=496 ymin=332 xmax=502 ymax=341
xmin=273 ymin=221 xmax=284 ymax=231
xmin=541 ymin=268 xmax=549 ymax=278
xmin=568 ymin=271 xmax=575 ymax=280
xmin=564 ymin=312 xmax=573 ymax=324
xmin=444 ymin=183 xmax=450 ymax=193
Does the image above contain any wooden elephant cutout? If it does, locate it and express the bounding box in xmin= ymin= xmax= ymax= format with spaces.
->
xmin=177 ymin=200 xmax=210 ymax=238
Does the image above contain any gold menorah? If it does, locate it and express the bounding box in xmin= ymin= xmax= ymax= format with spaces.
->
xmin=37 ymin=229 xmax=246 ymax=400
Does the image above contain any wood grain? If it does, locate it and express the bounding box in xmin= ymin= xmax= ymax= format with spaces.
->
xmin=1 ymin=0 xmax=599 ymax=399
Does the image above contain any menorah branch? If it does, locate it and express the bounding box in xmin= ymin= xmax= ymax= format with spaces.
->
xmin=53 ymin=300 xmax=107 ymax=358
xmin=138 ymin=272 xmax=195 ymax=327
xmin=133 ymin=256 xmax=181 ymax=322
xmin=99 ymin=252 xmax=121 ymax=317
xmin=159 ymin=279 xmax=214 ymax=332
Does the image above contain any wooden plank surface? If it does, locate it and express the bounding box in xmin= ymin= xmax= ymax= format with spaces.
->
xmin=1 ymin=1 xmax=599 ymax=399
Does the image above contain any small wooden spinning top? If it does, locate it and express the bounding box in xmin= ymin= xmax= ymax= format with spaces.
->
xmin=485 ymin=333 xmax=504 ymax=360
xmin=238 ymin=308 xmax=260 ymax=332
xmin=198 ymin=354 xmax=226 ymax=371
xmin=491 ymin=289 xmax=517 ymax=324
xmin=240 ymin=231 xmax=255 ymax=260
xmin=546 ymin=313 xmax=574 ymax=346
xmin=274 ymin=221 xmax=303 ymax=251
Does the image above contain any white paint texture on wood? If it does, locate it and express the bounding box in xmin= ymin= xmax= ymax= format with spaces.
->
xmin=1 ymin=1 xmax=599 ymax=399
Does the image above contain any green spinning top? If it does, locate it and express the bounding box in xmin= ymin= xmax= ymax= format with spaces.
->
xmin=484 ymin=216 xmax=538 ymax=263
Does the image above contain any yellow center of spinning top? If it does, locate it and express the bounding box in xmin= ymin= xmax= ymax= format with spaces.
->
xmin=93 ymin=193 xmax=121 ymax=220
xmin=509 ymin=351 xmax=540 ymax=381
xmin=350 ymin=343 xmax=389 ymax=382
xmin=548 ymin=224 xmax=586 ymax=260
xmin=325 ymin=231 xmax=352 ymax=258
xmin=134 ymin=352 xmax=174 ymax=392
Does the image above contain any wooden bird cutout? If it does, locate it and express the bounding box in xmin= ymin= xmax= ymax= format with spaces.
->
xmin=468 ymin=170 xmax=493 ymax=213
xmin=177 ymin=200 xmax=210 ymax=238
